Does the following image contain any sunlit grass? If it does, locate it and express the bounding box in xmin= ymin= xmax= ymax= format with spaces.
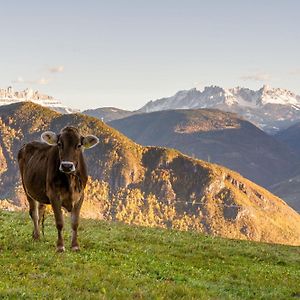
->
xmin=0 ymin=210 xmax=299 ymax=299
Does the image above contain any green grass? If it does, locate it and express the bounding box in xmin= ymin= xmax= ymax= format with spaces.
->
xmin=0 ymin=211 xmax=299 ymax=300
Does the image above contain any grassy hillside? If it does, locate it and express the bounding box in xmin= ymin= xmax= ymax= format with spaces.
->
xmin=0 ymin=211 xmax=299 ymax=300
xmin=1 ymin=102 xmax=300 ymax=246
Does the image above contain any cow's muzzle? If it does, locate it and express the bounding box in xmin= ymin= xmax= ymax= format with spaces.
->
xmin=59 ymin=161 xmax=76 ymax=173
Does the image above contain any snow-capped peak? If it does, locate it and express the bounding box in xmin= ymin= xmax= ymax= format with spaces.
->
xmin=141 ymin=85 xmax=300 ymax=112
xmin=257 ymin=85 xmax=300 ymax=106
xmin=0 ymin=86 xmax=78 ymax=114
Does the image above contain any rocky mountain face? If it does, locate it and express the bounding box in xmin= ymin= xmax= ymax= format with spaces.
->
xmin=138 ymin=85 xmax=300 ymax=134
xmin=0 ymin=102 xmax=300 ymax=246
xmin=110 ymin=109 xmax=300 ymax=189
xmin=83 ymin=107 xmax=133 ymax=122
xmin=0 ymin=86 xmax=77 ymax=114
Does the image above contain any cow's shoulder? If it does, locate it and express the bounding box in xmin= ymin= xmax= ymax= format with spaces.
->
xmin=24 ymin=141 xmax=51 ymax=153
xmin=18 ymin=141 xmax=54 ymax=162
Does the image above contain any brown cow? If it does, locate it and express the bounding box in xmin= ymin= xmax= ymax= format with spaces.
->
xmin=18 ymin=126 xmax=99 ymax=252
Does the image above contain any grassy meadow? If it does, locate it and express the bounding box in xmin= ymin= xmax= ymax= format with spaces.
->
xmin=0 ymin=210 xmax=299 ymax=299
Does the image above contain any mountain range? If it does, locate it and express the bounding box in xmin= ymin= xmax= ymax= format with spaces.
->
xmin=4 ymin=85 xmax=300 ymax=135
xmin=3 ymin=85 xmax=300 ymax=212
xmin=1 ymin=102 xmax=300 ymax=245
xmin=139 ymin=85 xmax=300 ymax=134
xmin=85 ymin=85 xmax=300 ymax=134
xmin=0 ymin=86 xmax=77 ymax=114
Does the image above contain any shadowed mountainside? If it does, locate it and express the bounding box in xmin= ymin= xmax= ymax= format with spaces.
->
xmin=109 ymin=109 xmax=300 ymax=188
xmin=1 ymin=102 xmax=300 ymax=245
xmin=269 ymin=175 xmax=300 ymax=212
xmin=267 ymin=123 xmax=300 ymax=210
xmin=275 ymin=121 xmax=300 ymax=155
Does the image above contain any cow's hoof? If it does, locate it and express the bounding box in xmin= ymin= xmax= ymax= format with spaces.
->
xmin=71 ymin=246 xmax=80 ymax=252
xmin=56 ymin=246 xmax=65 ymax=253
xmin=32 ymin=232 xmax=40 ymax=240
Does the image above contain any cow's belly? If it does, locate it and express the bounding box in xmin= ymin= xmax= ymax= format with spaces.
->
xmin=25 ymin=182 xmax=50 ymax=204
xmin=24 ymin=171 xmax=50 ymax=204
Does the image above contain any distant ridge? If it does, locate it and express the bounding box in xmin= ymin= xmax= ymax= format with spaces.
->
xmin=0 ymin=86 xmax=78 ymax=114
xmin=138 ymin=85 xmax=300 ymax=133
xmin=83 ymin=107 xmax=133 ymax=122
xmin=83 ymin=85 xmax=300 ymax=133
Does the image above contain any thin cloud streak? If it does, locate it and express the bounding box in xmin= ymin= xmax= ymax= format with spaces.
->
xmin=12 ymin=76 xmax=50 ymax=85
xmin=240 ymin=72 xmax=272 ymax=82
xmin=288 ymin=68 xmax=300 ymax=76
xmin=49 ymin=66 xmax=64 ymax=73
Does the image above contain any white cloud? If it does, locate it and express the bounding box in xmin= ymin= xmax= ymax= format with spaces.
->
xmin=49 ymin=65 xmax=64 ymax=73
xmin=37 ymin=77 xmax=50 ymax=85
xmin=240 ymin=72 xmax=272 ymax=82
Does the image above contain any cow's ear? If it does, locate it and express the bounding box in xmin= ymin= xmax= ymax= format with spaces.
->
xmin=82 ymin=135 xmax=99 ymax=149
xmin=41 ymin=131 xmax=58 ymax=146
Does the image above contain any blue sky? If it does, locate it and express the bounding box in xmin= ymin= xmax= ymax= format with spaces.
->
xmin=0 ymin=0 xmax=299 ymax=110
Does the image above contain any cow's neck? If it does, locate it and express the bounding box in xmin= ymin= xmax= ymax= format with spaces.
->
xmin=65 ymin=172 xmax=83 ymax=193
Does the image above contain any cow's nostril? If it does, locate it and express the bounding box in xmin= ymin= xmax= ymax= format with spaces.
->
xmin=60 ymin=161 xmax=75 ymax=173
xmin=62 ymin=163 xmax=72 ymax=168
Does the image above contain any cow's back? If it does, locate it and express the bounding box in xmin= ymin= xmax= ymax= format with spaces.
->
xmin=18 ymin=141 xmax=53 ymax=204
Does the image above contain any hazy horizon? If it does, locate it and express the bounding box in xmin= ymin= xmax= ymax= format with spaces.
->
xmin=1 ymin=0 xmax=299 ymax=110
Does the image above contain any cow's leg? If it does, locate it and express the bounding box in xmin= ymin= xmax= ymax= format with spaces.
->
xmin=51 ymin=201 xmax=65 ymax=252
xmin=28 ymin=196 xmax=40 ymax=240
xmin=38 ymin=203 xmax=46 ymax=236
xmin=71 ymin=195 xmax=84 ymax=251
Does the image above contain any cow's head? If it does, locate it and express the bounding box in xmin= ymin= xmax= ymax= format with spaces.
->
xmin=41 ymin=127 xmax=99 ymax=173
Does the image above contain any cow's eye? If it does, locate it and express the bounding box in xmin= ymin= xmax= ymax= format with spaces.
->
xmin=57 ymin=142 xmax=62 ymax=148
xmin=77 ymin=144 xmax=82 ymax=149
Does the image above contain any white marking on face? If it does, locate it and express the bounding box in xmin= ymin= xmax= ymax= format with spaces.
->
xmin=59 ymin=161 xmax=76 ymax=173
